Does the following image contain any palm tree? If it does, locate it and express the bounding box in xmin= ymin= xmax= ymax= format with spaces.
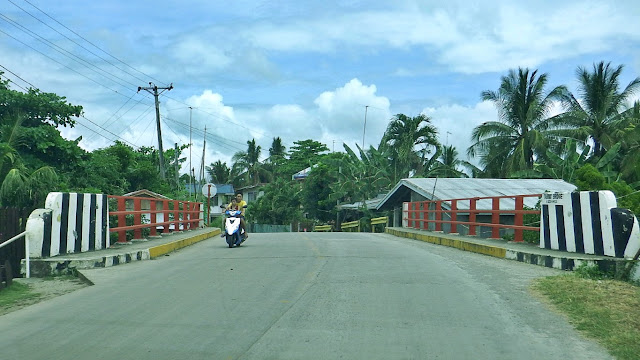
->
xmin=382 ymin=114 xmax=439 ymax=178
xmin=333 ymin=143 xmax=393 ymax=203
xmin=268 ymin=137 xmax=287 ymax=162
xmin=553 ymin=61 xmax=640 ymax=158
xmin=468 ymin=68 xmax=563 ymax=176
xmin=206 ymin=160 xmax=230 ymax=183
xmin=232 ymin=139 xmax=270 ymax=186
xmin=0 ymin=111 xmax=58 ymax=207
xmin=431 ymin=145 xmax=470 ymax=178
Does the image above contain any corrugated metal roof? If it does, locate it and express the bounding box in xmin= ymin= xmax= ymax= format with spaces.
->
xmin=184 ymin=184 xmax=235 ymax=195
xmin=377 ymin=178 xmax=577 ymax=211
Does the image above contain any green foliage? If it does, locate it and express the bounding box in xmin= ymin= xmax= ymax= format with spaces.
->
xmin=301 ymin=163 xmax=337 ymax=222
xmin=0 ymin=78 xmax=83 ymax=128
xmin=382 ymin=113 xmax=439 ymax=180
xmin=574 ymin=164 xmax=607 ymax=190
xmin=281 ymin=139 xmax=329 ymax=178
xmin=469 ymin=67 xmax=565 ymax=177
xmin=574 ymin=263 xmax=614 ymax=280
xmin=249 ymin=178 xmax=302 ymax=225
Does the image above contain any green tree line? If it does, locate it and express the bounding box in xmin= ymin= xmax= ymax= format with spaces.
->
xmin=2 ymin=60 xmax=640 ymax=224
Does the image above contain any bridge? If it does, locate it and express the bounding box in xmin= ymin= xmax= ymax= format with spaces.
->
xmin=1 ymin=189 xmax=637 ymax=359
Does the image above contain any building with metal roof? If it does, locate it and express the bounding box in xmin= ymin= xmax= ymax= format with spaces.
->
xmin=376 ymin=178 xmax=577 ymax=229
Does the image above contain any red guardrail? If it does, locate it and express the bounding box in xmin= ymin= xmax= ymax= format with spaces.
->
xmin=404 ymin=194 xmax=541 ymax=242
xmin=108 ymin=195 xmax=203 ymax=243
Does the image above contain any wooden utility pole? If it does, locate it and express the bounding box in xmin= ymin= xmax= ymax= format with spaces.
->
xmin=138 ymin=82 xmax=173 ymax=179
xmin=174 ymin=142 xmax=179 ymax=190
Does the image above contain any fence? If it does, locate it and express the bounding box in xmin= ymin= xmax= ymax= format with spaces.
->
xmin=108 ymin=195 xmax=203 ymax=243
xmin=404 ymin=194 xmax=542 ymax=242
xmin=0 ymin=207 xmax=30 ymax=280
xmin=250 ymin=224 xmax=291 ymax=233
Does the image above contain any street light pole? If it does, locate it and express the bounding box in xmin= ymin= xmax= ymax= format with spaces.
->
xmin=362 ymin=105 xmax=369 ymax=148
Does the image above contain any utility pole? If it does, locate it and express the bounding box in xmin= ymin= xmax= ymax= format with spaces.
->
xmin=174 ymin=142 xmax=179 ymax=190
xmin=189 ymin=107 xmax=193 ymax=202
xmin=200 ymin=126 xmax=207 ymax=185
xmin=138 ymin=82 xmax=173 ymax=179
xmin=362 ymin=105 xmax=369 ymax=148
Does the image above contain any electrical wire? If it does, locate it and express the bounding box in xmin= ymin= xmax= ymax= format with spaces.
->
xmin=0 ymin=63 xmax=36 ymax=89
xmin=80 ymin=115 xmax=138 ymax=148
xmin=0 ymin=28 xmax=131 ymax=99
xmin=12 ymin=0 xmax=163 ymax=85
xmin=0 ymin=12 xmax=140 ymax=89
xmin=0 ymin=74 xmax=28 ymax=91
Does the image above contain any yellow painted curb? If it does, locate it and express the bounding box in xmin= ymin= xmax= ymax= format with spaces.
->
xmin=148 ymin=228 xmax=221 ymax=258
xmin=385 ymin=228 xmax=506 ymax=258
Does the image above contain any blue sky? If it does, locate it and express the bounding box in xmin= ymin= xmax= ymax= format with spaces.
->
xmin=1 ymin=0 xmax=640 ymax=173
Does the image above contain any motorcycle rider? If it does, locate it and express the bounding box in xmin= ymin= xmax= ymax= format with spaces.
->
xmin=226 ymin=193 xmax=248 ymax=239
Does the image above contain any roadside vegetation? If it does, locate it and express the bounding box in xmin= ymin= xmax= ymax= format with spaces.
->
xmin=0 ymin=282 xmax=39 ymax=313
xmin=533 ymin=265 xmax=640 ymax=360
xmin=3 ymin=61 xmax=640 ymax=228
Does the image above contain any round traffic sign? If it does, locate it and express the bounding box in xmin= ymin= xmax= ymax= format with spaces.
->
xmin=201 ymin=183 xmax=217 ymax=198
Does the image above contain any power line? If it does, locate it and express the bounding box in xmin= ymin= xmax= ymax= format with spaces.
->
xmin=0 ymin=63 xmax=36 ymax=89
xmin=11 ymin=0 xmax=162 ymax=85
xmin=0 ymin=73 xmax=28 ymax=91
xmin=80 ymin=115 xmax=138 ymax=149
xmin=0 ymin=12 xmax=139 ymax=89
xmin=0 ymin=27 xmax=131 ymax=99
xmin=161 ymin=115 xmax=246 ymax=152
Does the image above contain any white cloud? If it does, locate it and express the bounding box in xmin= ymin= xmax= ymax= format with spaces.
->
xmin=422 ymin=101 xmax=498 ymax=160
xmin=242 ymin=1 xmax=640 ymax=74
xmin=313 ymin=78 xmax=391 ymax=149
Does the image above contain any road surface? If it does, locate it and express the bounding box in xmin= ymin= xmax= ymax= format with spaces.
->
xmin=0 ymin=232 xmax=613 ymax=359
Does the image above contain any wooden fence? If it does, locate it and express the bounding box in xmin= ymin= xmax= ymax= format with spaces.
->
xmin=0 ymin=207 xmax=30 ymax=282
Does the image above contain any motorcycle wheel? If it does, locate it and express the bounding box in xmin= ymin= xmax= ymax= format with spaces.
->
xmin=226 ymin=234 xmax=233 ymax=248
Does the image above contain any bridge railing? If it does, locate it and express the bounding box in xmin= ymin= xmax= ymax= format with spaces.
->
xmin=403 ymin=194 xmax=541 ymax=242
xmin=108 ymin=196 xmax=203 ymax=243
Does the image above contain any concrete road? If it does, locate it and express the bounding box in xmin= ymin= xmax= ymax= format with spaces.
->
xmin=0 ymin=232 xmax=613 ymax=359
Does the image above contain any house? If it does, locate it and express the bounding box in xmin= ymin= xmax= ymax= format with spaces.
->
xmin=237 ymin=184 xmax=265 ymax=203
xmin=292 ymin=166 xmax=312 ymax=180
xmin=122 ymin=189 xmax=176 ymax=230
xmin=184 ymin=183 xmax=235 ymax=216
xmin=376 ymin=178 xmax=577 ymax=237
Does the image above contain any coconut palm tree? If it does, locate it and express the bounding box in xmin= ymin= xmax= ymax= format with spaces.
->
xmin=468 ymin=68 xmax=564 ymax=177
xmin=206 ymin=160 xmax=230 ymax=184
xmin=268 ymin=137 xmax=287 ymax=162
xmin=382 ymin=114 xmax=439 ymax=178
xmin=431 ymin=145 xmax=470 ymax=178
xmin=553 ymin=61 xmax=640 ymax=158
xmin=232 ymin=139 xmax=270 ymax=186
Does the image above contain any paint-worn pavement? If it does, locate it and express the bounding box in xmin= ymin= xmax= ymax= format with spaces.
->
xmin=0 ymin=232 xmax=613 ymax=359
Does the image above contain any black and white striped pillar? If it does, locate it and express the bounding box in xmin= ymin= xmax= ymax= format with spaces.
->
xmin=540 ymin=191 xmax=640 ymax=259
xmin=26 ymin=192 xmax=109 ymax=258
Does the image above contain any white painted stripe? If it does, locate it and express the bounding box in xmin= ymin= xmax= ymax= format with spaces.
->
xmin=66 ymin=193 xmax=78 ymax=253
xmin=95 ymin=194 xmax=104 ymax=250
xmin=548 ymin=205 xmax=559 ymax=250
xmin=580 ymin=192 xmax=595 ymax=254
xmin=49 ymin=193 xmax=62 ymax=257
xmin=599 ymin=192 xmax=617 ymax=256
xmin=402 ymin=202 xmax=408 ymax=227
xmin=82 ymin=193 xmax=92 ymax=252
xmin=624 ymin=220 xmax=640 ymax=258
xmin=105 ymin=196 xmax=110 ymax=248
xmin=563 ymin=203 xmax=576 ymax=252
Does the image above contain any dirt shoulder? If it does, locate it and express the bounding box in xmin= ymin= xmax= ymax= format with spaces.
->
xmin=0 ymin=277 xmax=89 ymax=316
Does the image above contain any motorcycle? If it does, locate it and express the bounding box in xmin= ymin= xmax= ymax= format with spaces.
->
xmin=222 ymin=205 xmax=246 ymax=248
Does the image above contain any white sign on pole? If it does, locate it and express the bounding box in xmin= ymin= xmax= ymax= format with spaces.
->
xmin=201 ymin=183 xmax=217 ymax=198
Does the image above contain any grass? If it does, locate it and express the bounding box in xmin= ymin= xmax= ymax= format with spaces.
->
xmin=532 ymin=274 xmax=640 ymax=360
xmin=0 ymin=282 xmax=40 ymax=309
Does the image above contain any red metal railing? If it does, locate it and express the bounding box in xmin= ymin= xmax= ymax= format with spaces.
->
xmin=108 ymin=195 xmax=203 ymax=243
xmin=404 ymin=194 xmax=541 ymax=242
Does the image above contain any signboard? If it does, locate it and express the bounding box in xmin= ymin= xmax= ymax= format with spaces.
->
xmin=201 ymin=183 xmax=217 ymax=198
